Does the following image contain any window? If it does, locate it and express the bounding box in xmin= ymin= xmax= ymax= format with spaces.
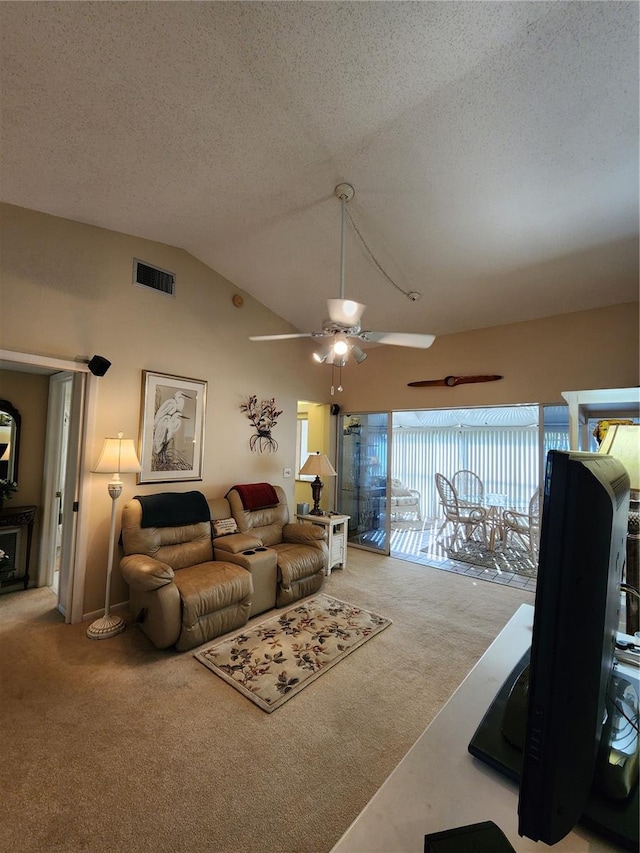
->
xmin=392 ymin=406 xmax=542 ymax=519
xmin=296 ymin=417 xmax=313 ymax=480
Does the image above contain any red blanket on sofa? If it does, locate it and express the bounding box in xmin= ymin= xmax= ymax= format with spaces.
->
xmin=230 ymin=483 xmax=279 ymax=510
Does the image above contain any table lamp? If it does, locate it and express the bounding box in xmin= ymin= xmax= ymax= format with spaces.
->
xmin=87 ymin=432 xmax=141 ymax=639
xmin=598 ymin=423 xmax=639 ymax=634
xmin=299 ymin=451 xmax=337 ymax=516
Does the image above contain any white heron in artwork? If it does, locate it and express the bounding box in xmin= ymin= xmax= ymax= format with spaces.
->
xmin=153 ymin=391 xmax=191 ymax=464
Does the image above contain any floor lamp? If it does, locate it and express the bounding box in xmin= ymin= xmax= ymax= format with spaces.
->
xmin=598 ymin=423 xmax=640 ymax=635
xmin=299 ymin=452 xmax=337 ymax=516
xmin=87 ymin=432 xmax=141 ymax=640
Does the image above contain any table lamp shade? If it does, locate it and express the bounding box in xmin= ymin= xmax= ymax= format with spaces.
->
xmin=93 ymin=436 xmax=141 ymax=475
xmin=299 ymin=452 xmax=337 ymax=516
xmin=299 ymin=452 xmax=337 ymax=477
xmin=598 ymin=424 xmax=639 ymax=492
xmin=599 ymin=422 xmax=640 ymax=636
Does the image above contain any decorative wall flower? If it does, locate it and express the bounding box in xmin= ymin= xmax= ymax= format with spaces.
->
xmin=240 ymin=396 xmax=282 ymax=453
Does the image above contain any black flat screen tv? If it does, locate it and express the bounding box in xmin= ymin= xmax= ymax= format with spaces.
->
xmin=517 ymin=449 xmax=635 ymax=845
xmin=469 ymin=449 xmax=639 ymax=849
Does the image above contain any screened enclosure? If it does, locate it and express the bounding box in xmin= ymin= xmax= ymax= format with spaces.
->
xmin=338 ymin=404 xmax=570 ymax=552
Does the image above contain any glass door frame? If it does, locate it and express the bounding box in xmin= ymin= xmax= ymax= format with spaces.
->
xmin=336 ymin=410 xmax=392 ymax=556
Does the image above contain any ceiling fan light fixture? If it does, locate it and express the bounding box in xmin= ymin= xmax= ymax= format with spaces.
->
xmin=333 ymin=333 xmax=349 ymax=356
xmin=327 ymin=298 xmax=366 ymax=326
xmin=312 ymin=345 xmax=331 ymax=364
xmin=351 ymin=345 xmax=368 ymax=364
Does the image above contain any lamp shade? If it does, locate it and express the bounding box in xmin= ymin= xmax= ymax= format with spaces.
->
xmin=598 ymin=423 xmax=639 ymax=491
xmin=93 ymin=434 xmax=141 ymax=475
xmin=299 ymin=452 xmax=337 ymax=477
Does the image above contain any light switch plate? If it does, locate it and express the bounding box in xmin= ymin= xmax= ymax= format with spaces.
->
xmin=283 ymin=467 xmax=292 ymax=478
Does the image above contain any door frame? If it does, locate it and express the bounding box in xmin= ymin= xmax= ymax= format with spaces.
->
xmin=0 ymin=348 xmax=97 ymax=624
xmin=337 ymin=410 xmax=392 ymax=556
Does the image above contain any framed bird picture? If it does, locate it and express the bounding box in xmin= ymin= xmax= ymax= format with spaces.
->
xmin=138 ymin=371 xmax=207 ymax=484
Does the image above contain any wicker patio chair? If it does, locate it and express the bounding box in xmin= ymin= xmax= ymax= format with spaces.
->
xmin=502 ymin=489 xmax=541 ymax=560
xmin=452 ymin=469 xmax=485 ymax=506
xmin=434 ymin=472 xmax=488 ymax=546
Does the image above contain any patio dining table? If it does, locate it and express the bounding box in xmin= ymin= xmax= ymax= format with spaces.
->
xmin=483 ymin=493 xmax=511 ymax=551
xmin=459 ymin=491 xmax=511 ymax=551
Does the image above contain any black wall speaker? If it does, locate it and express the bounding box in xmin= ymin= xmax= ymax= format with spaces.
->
xmin=87 ymin=355 xmax=112 ymax=377
xmin=330 ymin=404 xmax=341 ymax=416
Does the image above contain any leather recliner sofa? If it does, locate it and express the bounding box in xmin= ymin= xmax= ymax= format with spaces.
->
xmin=120 ymin=495 xmax=258 ymax=651
xmin=223 ymin=484 xmax=328 ymax=607
xmin=119 ymin=485 xmax=328 ymax=652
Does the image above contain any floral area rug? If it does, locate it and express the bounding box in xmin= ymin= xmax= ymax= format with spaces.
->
xmin=194 ymin=594 xmax=392 ymax=713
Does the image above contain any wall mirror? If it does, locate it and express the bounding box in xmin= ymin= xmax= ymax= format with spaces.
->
xmin=0 ymin=400 xmax=21 ymax=485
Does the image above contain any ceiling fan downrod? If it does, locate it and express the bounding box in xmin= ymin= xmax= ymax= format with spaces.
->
xmin=335 ymin=183 xmax=354 ymax=301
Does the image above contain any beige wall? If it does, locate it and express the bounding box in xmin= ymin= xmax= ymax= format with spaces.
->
xmin=1 ymin=203 xmax=329 ymax=614
xmin=335 ymin=302 xmax=639 ymax=414
xmin=2 ymin=201 xmax=638 ymax=618
xmin=0 ymin=370 xmax=49 ymax=507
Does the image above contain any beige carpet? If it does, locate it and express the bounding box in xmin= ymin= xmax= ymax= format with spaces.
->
xmin=0 ymin=548 xmax=534 ymax=853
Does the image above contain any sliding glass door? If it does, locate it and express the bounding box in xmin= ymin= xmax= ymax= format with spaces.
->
xmin=337 ymin=412 xmax=390 ymax=554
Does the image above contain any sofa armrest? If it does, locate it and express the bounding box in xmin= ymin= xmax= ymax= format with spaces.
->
xmin=282 ymin=522 xmax=327 ymax=544
xmin=213 ymin=533 xmax=263 ymax=555
xmin=120 ymin=554 xmax=175 ymax=591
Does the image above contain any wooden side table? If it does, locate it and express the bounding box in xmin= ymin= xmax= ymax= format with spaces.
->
xmin=0 ymin=504 xmax=37 ymax=589
xmin=296 ymin=513 xmax=350 ymax=575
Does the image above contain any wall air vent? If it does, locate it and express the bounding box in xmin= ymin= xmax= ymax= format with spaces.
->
xmin=133 ymin=259 xmax=175 ymax=296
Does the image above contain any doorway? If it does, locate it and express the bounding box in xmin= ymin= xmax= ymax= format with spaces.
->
xmin=0 ymin=348 xmax=96 ymax=623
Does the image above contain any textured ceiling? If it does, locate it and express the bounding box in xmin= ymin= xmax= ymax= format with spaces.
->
xmin=1 ymin=1 xmax=638 ymax=343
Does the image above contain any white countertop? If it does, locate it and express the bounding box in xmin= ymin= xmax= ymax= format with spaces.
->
xmin=331 ymin=603 xmax=624 ymax=853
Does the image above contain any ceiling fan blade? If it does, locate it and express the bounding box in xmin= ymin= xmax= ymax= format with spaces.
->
xmin=360 ymin=331 xmax=436 ymax=349
xmin=249 ymin=332 xmax=318 ymax=342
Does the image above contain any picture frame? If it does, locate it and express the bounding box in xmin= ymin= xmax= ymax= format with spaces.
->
xmin=138 ymin=371 xmax=207 ymax=484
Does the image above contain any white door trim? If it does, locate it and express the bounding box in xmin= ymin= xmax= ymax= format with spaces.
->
xmin=39 ymin=372 xmax=71 ymax=590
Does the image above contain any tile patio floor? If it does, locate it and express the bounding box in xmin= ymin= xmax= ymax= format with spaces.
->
xmin=351 ymin=518 xmax=538 ymax=594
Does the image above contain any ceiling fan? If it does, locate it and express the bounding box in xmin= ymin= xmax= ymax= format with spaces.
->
xmin=249 ymin=183 xmax=436 ymax=367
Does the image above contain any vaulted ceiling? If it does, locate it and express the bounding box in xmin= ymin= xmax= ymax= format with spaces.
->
xmin=2 ymin=1 xmax=638 ymax=345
